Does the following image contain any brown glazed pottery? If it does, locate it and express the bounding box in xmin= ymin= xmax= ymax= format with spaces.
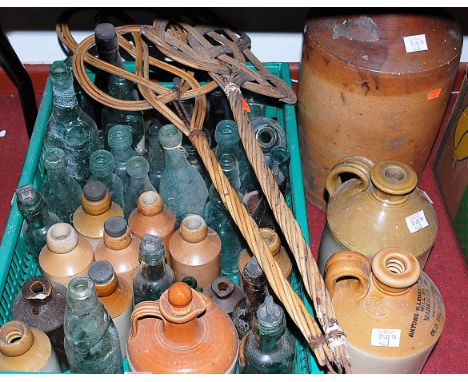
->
xmin=0 ymin=321 xmax=61 ymax=372
xmin=94 ymin=216 xmax=140 ymax=288
xmin=325 ymin=248 xmax=445 ymax=373
xmin=205 ymin=276 xmax=245 ymax=316
xmin=318 ymin=156 xmax=437 ymax=273
xmin=298 ymin=13 xmax=462 ymax=209
xmin=39 ymin=223 xmax=95 ymax=288
xmin=168 ymin=214 xmax=221 ymax=290
xmin=73 ymin=181 xmax=124 ymax=249
xmin=127 ymin=282 xmax=239 ymax=373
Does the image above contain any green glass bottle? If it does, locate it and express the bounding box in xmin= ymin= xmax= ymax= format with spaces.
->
xmin=124 ymin=156 xmax=156 ymax=218
xmin=133 ymin=234 xmax=175 ymax=305
xmin=240 ymin=295 xmax=295 ymax=374
xmin=147 ymin=120 xmax=165 ymax=191
xmin=15 ymin=184 xmax=61 ymax=262
xmin=203 ymin=153 xmax=244 ymax=279
xmin=214 ymin=120 xmax=258 ymax=194
xmin=41 ymin=148 xmax=82 ymax=224
xmin=159 ymin=124 xmax=208 ymax=225
xmin=89 ymin=149 xmax=125 ymax=210
xmin=95 ymin=23 xmax=145 ymax=154
xmin=64 ymin=56 xmax=95 ymax=120
xmin=44 ymin=60 xmax=101 ymax=186
xmin=108 ymin=124 xmax=136 ymax=190
xmin=183 ymin=143 xmax=210 ymax=186
xmin=64 ymin=277 xmax=123 ymax=373
xmin=252 ymin=117 xmax=287 ymax=163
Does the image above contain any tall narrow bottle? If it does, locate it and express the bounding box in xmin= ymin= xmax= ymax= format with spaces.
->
xmin=41 ymin=148 xmax=82 ymax=224
xmin=268 ymin=146 xmax=290 ymax=194
xmin=44 ymin=60 xmax=101 ymax=186
xmin=64 ymin=56 xmax=95 ymax=119
xmin=159 ymin=124 xmax=208 ymax=225
xmin=108 ymin=124 xmax=136 ymax=190
xmin=64 ymin=276 xmax=123 ymax=373
xmin=16 ymin=184 xmax=61 ymax=262
xmin=146 ymin=120 xmax=165 ymax=191
xmin=205 ymin=88 xmax=233 ymax=146
xmin=124 ymin=156 xmax=156 ymax=218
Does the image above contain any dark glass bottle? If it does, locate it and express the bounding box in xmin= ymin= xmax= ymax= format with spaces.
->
xmin=44 ymin=60 xmax=101 ymax=186
xmin=124 ymin=156 xmax=156 ymax=218
xmin=133 ymin=233 xmax=175 ymax=305
xmin=15 ymin=184 xmax=61 ymax=262
xmin=108 ymin=124 xmax=136 ymax=190
xmin=240 ymin=295 xmax=295 ymax=374
xmin=64 ymin=276 xmax=123 ymax=373
xmin=95 ymin=23 xmax=145 ymax=154
xmin=41 ymin=148 xmax=82 ymax=224
xmin=205 ymin=88 xmax=233 ymax=145
xmin=181 ymin=276 xmax=203 ymax=292
xmin=147 ymin=120 xmax=165 ymax=191
xmin=232 ymin=257 xmax=268 ymax=339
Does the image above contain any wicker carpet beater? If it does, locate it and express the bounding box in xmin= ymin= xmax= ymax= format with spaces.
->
xmin=57 ymin=19 xmax=351 ymax=373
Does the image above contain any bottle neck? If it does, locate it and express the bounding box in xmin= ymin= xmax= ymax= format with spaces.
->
xmin=111 ymin=147 xmax=135 ymax=163
xmin=51 ymin=81 xmax=80 ymax=119
xmin=22 ymin=202 xmax=49 ymax=228
xmin=163 ymin=146 xmax=188 ymax=169
xmin=243 ymin=278 xmax=267 ymax=310
xmin=368 ymin=183 xmax=410 ymax=206
xmin=98 ymin=49 xmax=124 ymax=68
xmin=141 ymin=261 xmax=165 ymax=278
xmin=256 ymin=324 xmax=285 ymax=351
xmin=148 ymin=134 xmax=165 ymax=167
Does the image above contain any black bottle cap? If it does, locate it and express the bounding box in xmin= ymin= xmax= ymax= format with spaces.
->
xmin=88 ymin=261 xmax=114 ymax=285
xmin=104 ymin=216 xmax=127 ymax=237
xmin=16 ymin=184 xmax=39 ymax=205
xmin=83 ymin=181 xmax=107 ymax=202
xmin=95 ymin=23 xmax=118 ymax=52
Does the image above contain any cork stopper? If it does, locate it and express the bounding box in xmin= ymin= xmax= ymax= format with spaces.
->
xmin=180 ymin=214 xmax=208 ymax=244
xmin=104 ymin=216 xmax=128 ymax=237
xmin=88 ymin=261 xmax=118 ymax=297
xmin=16 ymin=184 xmax=38 ymax=205
xmin=46 ymin=223 xmax=79 ymax=254
xmin=95 ymin=23 xmax=118 ymax=52
xmin=83 ymin=181 xmax=107 ymax=202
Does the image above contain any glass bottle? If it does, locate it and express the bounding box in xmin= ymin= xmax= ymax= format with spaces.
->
xmin=159 ymin=124 xmax=209 ymax=225
xmin=95 ymin=23 xmax=145 ymax=154
xmin=64 ymin=276 xmax=123 ymax=373
xmin=232 ymin=257 xmax=268 ymax=339
xmin=240 ymin=295 xmax=295 ymax=374
xmin=214 ymin=120 xmax=258 ymax=194
xmin=181 ymin=276 xmax=203 ymax=292
xmin=251 ymin=117 xmax=287 ymax=163
xmin=64 ymin=56 xmax=95 ymax=120
xmin=205 ymin=88 xmax=233 ymax=145
xmin=133 ymin=233 xmax=175 ymax=305
xmin=15 ymin=184 xmax=61 ymax=262
xmin=41 ymin=148 xmax=82 ymax=224
xmin=146 ymin=120 xmax=165 ymax=191
xmin=268 ymin=146 xmax=290 ymax=194
xmin=108 ymin=124 xmax=136 ymax=190
xmin=124 ymin=156 xmax=156 ymax=218
xmin=203 ymin=153 xmax=244 ymax=279
xmin=44 ymin=60 xmax=101 ymax=186
xmin=183 ymin=143 xmax=210 ymax=186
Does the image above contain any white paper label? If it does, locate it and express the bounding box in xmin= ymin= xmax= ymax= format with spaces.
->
xmin=405 ymin=210 xmax=429 ymax=233
xmin=371 ymin=328 xmax=401 ymax=348
xmin=403 ymin=34 xmax=428 ymax=53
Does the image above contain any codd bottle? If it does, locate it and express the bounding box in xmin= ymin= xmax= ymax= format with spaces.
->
xmin=159 ymin=124 xmax=208 ymax=225
xmin=205 ymin=88 xmax=233 ymax=145
xmin=64 ymin=56 xmax=95 ymax=120
xmin=44 ymin=60 xmax=101 ymax=186
xmin=89 ymin=149 xmax=125 ymax=210
xmin=133 ymin=233 xmax=175 ymax=305
xmin=95 ymin=23 xmax=145 ymax=154
xmin=203 ymin=153 xmax=244 ymax=279
xmin=240 ymin=295 xmax=295 ymax=374
xmin=108 ymin=124 xmax=136 ymax=190
xmin=124 ymin=156 xmax=155 ymax=218
xmin=214 ymin=120 xmax=258 ymax=194
xmin=147 ymin=120 xmax=165 ymax=190
xmin=64 ymin=277 xmax=123 ymax=373
xmin=41 ymin=148 xmax=82 ymax=224
xmin=15 ymin=184 xmax=61 ymax=262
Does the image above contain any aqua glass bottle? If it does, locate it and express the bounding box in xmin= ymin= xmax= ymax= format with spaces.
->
xmin=95 ymin=23 xmax=145 ymax=154
xmin=44 ymin=60 xmax=101 ymax=187
xmin=64 ymin=277 xmax=123 ymax=373
xmin=268 ymin=146 xmax=290 ymax=194
xmin=89 ymin=149 xmax=125 ymax=210
xmin=15 ymin=184 xmax=61 ymax=262
xmin=124 ymin=156 xmax=155 ymax=218
xmin=108 ymin=124 xmax=136 ymax=190
xmin=64 ymin=56 xmax=95 ymax=120
xmin=147 ymin=120 xmax=165 ymax=191
xmin=203 ymin=153 xmax=244 ymax=279
xmin=240 ymin=295 xmax=295 ymax=374
xmin=41 ymin=147 xmax=82 ymax=224
xmin=205 ymin=88 xmax=233 ymax=145
xmin=133 ymin=233 xmax=175 ymax=305
xmin=183 ymin=143 xmax=210 ymax=186
xmin=214 ymin=120 xmax=258 ymax=194
xmin=159 ymin=124 xmax=209 ymax=225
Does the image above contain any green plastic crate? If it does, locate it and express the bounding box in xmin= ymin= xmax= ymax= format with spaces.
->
xmin=0 ymin=62 xmax=321 ymax=374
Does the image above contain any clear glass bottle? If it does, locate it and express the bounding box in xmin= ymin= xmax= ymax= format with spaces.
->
xmin=203 ymin=153 xmax=244 ymax=279
xmin=240 ymin=295 xmax=295 ymax=374
xmin=267 ymin=146 xmax=290 ymax=194
xmin=124 ymin=156 xmax=156 ymax=218
xmin=41 ymin=148 xmax=82 ymax=224
xmin=146 ymin=120 xmax=165 ymax=191
xmin=16 ymin=184 xmax=61 ymax=262
xmin=95 ymin=23 xmax=145 ymax=154
xmin=159 ymin=124 xmax=208 ymax=225
xmin=89 ymin=149 xmax=125 ymax=210
xmin=63 ymin=276 xmax=123 ymax=373
xmin=44 ymin=60 xmax=101 ymax=186
xmin=133 ymin=233 xmax=175 ymax=305
xmin=214 ymin=120 xmax=258 ymax=194
xmin=108 ymin=124 xmax=136 ymax=190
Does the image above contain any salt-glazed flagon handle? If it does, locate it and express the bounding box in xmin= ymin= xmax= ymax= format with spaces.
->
xmin=325 ymin=156 xmax=374 ymax=197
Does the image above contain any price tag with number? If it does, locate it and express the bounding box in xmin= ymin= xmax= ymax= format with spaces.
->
xmin=405 ymin=210 xmax=430 ymax=234
xmin=371 ymin=328 xmax=401 ymax=348
xmin=403 ymin=34 xmax=428 ymax=53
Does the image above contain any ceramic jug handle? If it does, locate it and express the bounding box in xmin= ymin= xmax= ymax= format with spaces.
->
xmin=324 ymin=251 xmax=371 ymax=301
xmin=325 ymin=156 xmax=374 ymax=197
xmin=129 ymin=300 xmax=163 ymax=340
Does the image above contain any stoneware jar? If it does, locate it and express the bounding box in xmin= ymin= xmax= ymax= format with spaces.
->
xmin=324 ymin=248 xmax=445 ymax=373
xmin=205 ymin=276 xmax=245 ymax=316
xmin=318 ymin=156 xmax=437 ymax=274
xmin=127 ymin=282 xmax=239 ymax=373
xmin=168 ymin=214 xmax=221 ymax=290
xmin=73 ymin=181 xmax=124 ymax=249
xmin=94 ymin=216 xmax=140 ymax=288
xmin=39 ymin=223 xmax=94 ymax=288
xmin=0 ymin=321 xmax=61 ymax=372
